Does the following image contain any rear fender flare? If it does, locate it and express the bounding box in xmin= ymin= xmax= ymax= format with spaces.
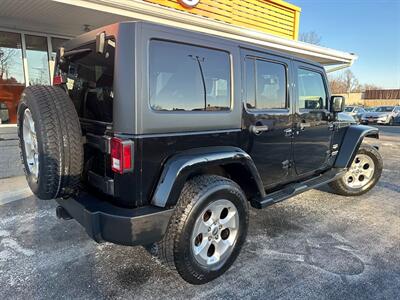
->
xmin=151 ymin=146 xmax=265 ymax=208
xmin=334 ymin=125 xmax=379 ymax=168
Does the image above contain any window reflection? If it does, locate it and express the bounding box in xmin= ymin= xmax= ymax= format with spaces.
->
xmin=298 ymin=69 xmax=327 ymax=110
xmin=0 ymin=32 xmax=25 ymax=124
xmin=149 ymin=40 xmax=231 ymax=112
xmin=245 ymin=57 xmax=287 ymax=110
xmin=245 ymin=58 xmax=256 ymax=109
xmin=25 ymin=35 xmax=50 ymax=85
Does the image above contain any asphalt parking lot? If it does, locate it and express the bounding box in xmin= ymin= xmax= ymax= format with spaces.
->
xmin=0 ymin=126 xmax=399 ymax=299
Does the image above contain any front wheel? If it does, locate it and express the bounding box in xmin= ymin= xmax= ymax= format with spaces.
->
xmin=150 ymin=175 xmax=249 ymax=284
xmin=329 ymin=144 xmax=382 ymax=196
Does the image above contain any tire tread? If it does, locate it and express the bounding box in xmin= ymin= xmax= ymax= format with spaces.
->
xmin=152 ymin=175 xmax=248 ymax=280
xmin=18 ymin=86 xmax=83 ymax=199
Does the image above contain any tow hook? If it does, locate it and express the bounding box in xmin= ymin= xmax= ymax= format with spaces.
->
xmin=56 ymin=206 xmax=73 ymax=220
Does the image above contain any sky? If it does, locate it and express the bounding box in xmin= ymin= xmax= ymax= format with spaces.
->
xmin=291 ymin=0 xmax=400 ymax=89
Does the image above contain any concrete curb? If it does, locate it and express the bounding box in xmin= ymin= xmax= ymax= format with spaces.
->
xmin=0 ymin=176 xmax=33 ymax=205
xmin=0 ymin=188 xmax=33 ymax=205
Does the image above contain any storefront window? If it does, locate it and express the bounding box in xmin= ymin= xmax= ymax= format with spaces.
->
xmin=25 ymin=35 xmax=50 ymax=85
xmin=0 ymin=33 xmax=69 ymax=124
xmin=0 ymin=31 xmax=25 ymax=124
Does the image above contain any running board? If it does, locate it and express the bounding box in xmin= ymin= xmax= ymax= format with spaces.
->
xmin=251 ymin=168 xmax=347 ymax=209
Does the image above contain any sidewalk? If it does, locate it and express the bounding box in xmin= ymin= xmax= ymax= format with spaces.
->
xmin=0 ymin=125 xmax=24 ymax=179
xmin=0 ymin=175 xmax=32 ymax=205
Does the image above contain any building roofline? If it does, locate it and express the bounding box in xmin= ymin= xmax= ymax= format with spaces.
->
xmin=53 ymin=0 xmax=357 ymax=66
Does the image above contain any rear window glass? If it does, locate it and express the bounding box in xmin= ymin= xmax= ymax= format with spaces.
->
xmin=149 ymin=40 xmax=231 ymax=112
xmin=63 ymin=40 xmax=114 ymax=123
xmin=245 ymin=57 xmax=287 ymax=110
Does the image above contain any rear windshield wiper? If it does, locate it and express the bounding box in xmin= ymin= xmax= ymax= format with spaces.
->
xmin=58 ymin=48 xmax=92 ymax=72
xmin=62 ymin=48 xmax=92 ymax=60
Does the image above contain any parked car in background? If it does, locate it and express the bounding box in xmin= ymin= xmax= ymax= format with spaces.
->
xmin=344 ymin=106 xmax=366 ymax=123
xmin=360 ymin=106 xmax=400 ymax=125
xmin=364 ymin=107 xmax=376 ymax=112
xmin=395 ymin=114 xmax=400 ymax=125
xmin=337 ymin=112 xmax=357 ymax=126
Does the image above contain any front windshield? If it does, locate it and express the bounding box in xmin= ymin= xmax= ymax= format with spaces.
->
xmin=344 ymin=107 xmax=354 ymax=112
xmin=375 ymin=106 xmax=394 ymax=112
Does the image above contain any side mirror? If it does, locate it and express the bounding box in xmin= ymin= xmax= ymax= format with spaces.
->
xmin=96 ymin=31 xmax=106 ymax=54
xmin=330 ymin=96 xmax=345 ymax=113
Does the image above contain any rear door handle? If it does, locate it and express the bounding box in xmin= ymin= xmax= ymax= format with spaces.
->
xmin=250 ymin=125 xmax=269 ymax=135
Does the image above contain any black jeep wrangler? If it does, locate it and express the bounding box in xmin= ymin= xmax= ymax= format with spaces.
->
xmin=17 ymin=22 xmax=382 ymax=284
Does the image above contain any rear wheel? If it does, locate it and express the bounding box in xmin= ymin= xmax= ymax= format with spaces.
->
xmin=17 ymin=86 xmax=83 ymax=200
xmin=149 ymin=175 xmax=249 ymax=284
xmin=329 ymin=144 xmax=382 ymax=196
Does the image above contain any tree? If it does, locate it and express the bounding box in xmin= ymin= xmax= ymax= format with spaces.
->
xmin=328 ymin=70 xmax=361 ymax=93
xmin=329 ymin=76 xmax=347 ymax=94
xmin=299 ymin=31 xmax=322 ymax=45
xmin=343 ymin=70 xmax=361 ymax=93
xmin=362 ymin=83 xmax=382 ymax=91
xmin=0 ymin=48 xmax=17 ymax=79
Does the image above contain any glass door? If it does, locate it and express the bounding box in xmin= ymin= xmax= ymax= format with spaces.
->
xmin=25 ymin=35 xmax=50 ymax=86
xmin=0 ymin=31 xmax=25 ymax=124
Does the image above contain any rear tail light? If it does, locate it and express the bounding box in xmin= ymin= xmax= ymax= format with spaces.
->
xmin=110 ymin=137 xmax=133 ymax=174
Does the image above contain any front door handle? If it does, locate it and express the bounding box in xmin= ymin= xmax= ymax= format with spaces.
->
xmin=250 ymin=125 xmax=269 ymax=135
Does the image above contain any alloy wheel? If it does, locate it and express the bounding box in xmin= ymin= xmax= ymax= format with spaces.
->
xmin=22 ymin=108 xmax=39 ymax=180
xmin=191 ymin=199 xmax=239 ymax=267
xmin=344 ymin=154 xmax=375 ymax=189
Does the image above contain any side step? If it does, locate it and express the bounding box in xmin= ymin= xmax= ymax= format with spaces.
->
xmin=251 ymin=168 xmax=347 ymax=209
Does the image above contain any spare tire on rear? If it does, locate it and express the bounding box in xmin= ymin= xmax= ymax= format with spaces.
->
xmin=17 ymin=86 xmax=83 ymax=200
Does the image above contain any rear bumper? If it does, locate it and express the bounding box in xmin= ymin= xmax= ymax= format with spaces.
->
xmin=57 ymin=193 xmax=173 ymax=246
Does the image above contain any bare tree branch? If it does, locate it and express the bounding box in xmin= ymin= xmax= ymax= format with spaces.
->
xmin=299 ymin=31 xmax=322 ymax=45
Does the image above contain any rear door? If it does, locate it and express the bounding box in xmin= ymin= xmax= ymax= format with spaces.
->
xmin=241 ymin=49 xmax=293 ymax=187
xmin=293 ymin=61 xmax=333 ymax=176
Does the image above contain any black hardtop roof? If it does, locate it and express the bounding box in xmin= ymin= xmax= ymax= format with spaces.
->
xmin=64 ymin=21 xmax=324 ymax=69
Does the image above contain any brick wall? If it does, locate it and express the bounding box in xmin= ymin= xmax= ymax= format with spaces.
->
xmin=338 ymin=93 xmax=400 ymax=107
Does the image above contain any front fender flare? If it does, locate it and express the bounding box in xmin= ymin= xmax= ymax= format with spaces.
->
xmin=334 ymin=125 xmax=379 ymax=168
xmin=151 ymin=146 xmax=265 ymax=208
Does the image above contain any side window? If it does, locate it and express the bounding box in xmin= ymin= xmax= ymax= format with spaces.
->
xmin=245 ymin=57 xmax=287 ymax=110
xmin=297 ymin=68 xmax=327 ymax=110
xmin=149 ymin=40 xmax=231 ymax=112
